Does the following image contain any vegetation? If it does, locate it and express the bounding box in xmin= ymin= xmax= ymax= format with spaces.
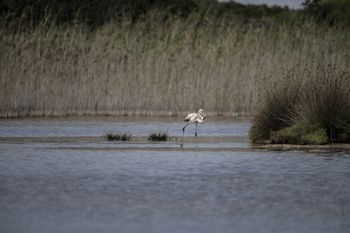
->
xmin=303 ymin=0 xmax=350 ymax=27
xmin=0 ymin=0 xmax=297 ymax=27
xmin=105 ymin=132 xmax=131 ymax=141
xmin=250 ymin=66 xmax=350 ymax=144
xmin=148 ymin=131 xmax=169 ymax=141
xmin=0 ymin=1 xmax=350 ymax=117
xmin=270 ymin=121 xmax=328 ymax=145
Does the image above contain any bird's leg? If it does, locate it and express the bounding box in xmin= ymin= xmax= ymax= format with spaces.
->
xmin=183 ymin=122 xmax=190 ymax=133
xmin=195 ymin=123 xmax=198 ymax=137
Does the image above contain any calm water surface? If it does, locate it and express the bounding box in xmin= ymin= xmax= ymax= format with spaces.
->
xmin=0 ymin=117 xmax=349 ymax=233
xmin=0 ymin=117 xmax=249 ymax=137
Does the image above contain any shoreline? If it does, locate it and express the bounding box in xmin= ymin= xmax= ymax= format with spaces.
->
xmin=0 ymin=111 xmax=250 ymax=119
xmin=0 ymin=136 xmax=248 ymax=143
xmin=1 ymin=136 xmax=350 ymax=152
xmin=253 ymin=143 xmax=350 ymax=151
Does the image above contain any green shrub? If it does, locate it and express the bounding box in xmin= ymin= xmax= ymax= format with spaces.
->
xmin=303 ymin=128 xmax=328 ymax=145
xmin=303 ymin=0 xmax=350 ymax=27
xmin=270 ymin=121 xmax=327 ymax=145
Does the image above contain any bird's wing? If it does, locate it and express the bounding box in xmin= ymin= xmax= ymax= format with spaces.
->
xmin=184 ymin=113 xmax=196 ymax=122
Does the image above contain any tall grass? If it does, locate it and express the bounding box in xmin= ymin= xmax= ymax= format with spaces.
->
xmin=250 ymin=65 xmax=350 ymax=144
xmin=293 ymin=66 xmax=350 ymax=142
xmin=1 ymin=11 xmax=350 ymax=117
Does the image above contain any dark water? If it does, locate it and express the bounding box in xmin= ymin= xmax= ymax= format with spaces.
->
xmin=0 ymin=118 xmax=350 ymax=233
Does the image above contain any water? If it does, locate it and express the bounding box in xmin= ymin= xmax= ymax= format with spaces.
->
xmin=0 ymin=117 xmax=350 ymax=233
xmin=0 ymin=117 xmax=250 ymax=137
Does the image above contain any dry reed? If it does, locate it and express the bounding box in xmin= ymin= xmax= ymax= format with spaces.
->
xmin=1 ymin=12 xmax=350 ymax=117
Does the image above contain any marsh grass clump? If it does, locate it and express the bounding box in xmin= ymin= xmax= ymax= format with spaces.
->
xmin=250 ymin=66 xmax=350 ymax=144
xmin=105 ymin=132 xmax=131 ymax=141
xmin=249 ymin=77 xmax=299 ymax=143
xmin=294 ymin=67 xmax=350 ymax=143
xmin=270 ymin=121 xmax=328 ymax=145
xmin=148 ymin=131 xmax=169 ymax=141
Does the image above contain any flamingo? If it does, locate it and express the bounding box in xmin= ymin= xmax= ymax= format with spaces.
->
xmin=183 ymin=109 xmax=206 ymax=136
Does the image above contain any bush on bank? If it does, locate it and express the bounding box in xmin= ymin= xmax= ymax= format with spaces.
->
xmin=250 ymin=66 xmax=350 ymax=144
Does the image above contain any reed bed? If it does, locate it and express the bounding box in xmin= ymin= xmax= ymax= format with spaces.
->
xmin=250 ymin=65 xmax=350 ymax=144
xmin=1 ymin=12 xmax=350 ymax=117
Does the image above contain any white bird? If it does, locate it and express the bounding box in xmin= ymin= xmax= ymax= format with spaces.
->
xmin=183 ymin=109 xmax=206 ymax=137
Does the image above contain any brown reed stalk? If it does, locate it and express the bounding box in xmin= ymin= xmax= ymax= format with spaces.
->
xmin=0 ymin=12 xmax=349 ymax=118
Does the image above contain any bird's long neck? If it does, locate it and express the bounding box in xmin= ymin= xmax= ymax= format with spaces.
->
xmin=198 ymin=112 xmax=204 ymax=119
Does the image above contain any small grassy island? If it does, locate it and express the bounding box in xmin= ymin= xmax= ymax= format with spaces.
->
xmin=105 ymin=132 xmax=132 ymax=141
xmin=250 ymin=66 xmax=350 ymax=146
xmin=148 ymin=131 xmax=169 ymax=141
